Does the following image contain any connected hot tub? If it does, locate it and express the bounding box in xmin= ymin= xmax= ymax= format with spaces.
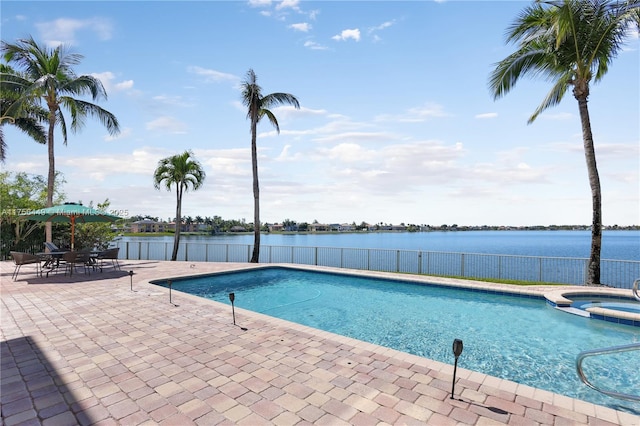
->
xmin=546 ymin=289 xmax=640 ymax=327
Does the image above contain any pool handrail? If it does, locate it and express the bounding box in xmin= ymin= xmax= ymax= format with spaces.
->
xmin=633 ymin=278 xmax=640 ymax=301
xmin=576 ymin=342 xmax=640 ymax=402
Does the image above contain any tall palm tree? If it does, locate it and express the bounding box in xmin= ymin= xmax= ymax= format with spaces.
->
xmin=153 ymin=150 xmax=206 ymax=261
xmin=489 ymin=0 xmax=639 ymax=285
xmin=2 ymin=36 xmax=120 ymax=244
xmin=241 ymin=69 xmax=300 ymax=263
xmin=0 ymin=64 xmax=47 ymax=162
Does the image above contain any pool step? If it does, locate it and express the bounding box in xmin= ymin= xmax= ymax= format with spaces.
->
xmin=555 ymin=306 xmax=591 ymax=317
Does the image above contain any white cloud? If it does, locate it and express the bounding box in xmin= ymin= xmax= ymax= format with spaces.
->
xmin=61 ymin=147 xmax=167 ymax=178
xmin=115 ymin=80 xmax=134 ymax=91
xmin=145 ymin=116 xmax=188 ymax=134
xmin=368 ymin=19 xmax=397 ymax=41
xmin=91 ymin=72 xmax=134 ymax=94
xmin=304 ymin=40 xmax=328 ymax=50
xmin=188 ymin=66 xmax=238 ymax=83
xmin=36 ymin=17 xmax=112 ymax=46
xmin=290 ymin=22 xmax=311 ymax=32
xmin=332 ymin=29 xmax=361 ymax=42
xmin=276 ymin=0 xmax=300 ymax=10
xmin=248 ymin=0 xmax=272 ymax=6
xmin=475 ymin=112 xmax=498 ymax=119
xmin=369 ymin=21 xmax=395 ymax=32
xmin=375 ymin=103 xmax=450 ymax=122
xmin=151 ymin=95 xmax=194 ymax=108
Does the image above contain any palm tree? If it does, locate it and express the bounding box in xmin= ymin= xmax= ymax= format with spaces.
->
xmin=2 ymin=36 xmax=120 ymax=244
xmin=0 ymin=64 xmax=47 ymax=162
xmin=489 ymin=0 xmax=639 ymax=285
xmin=153 ymin=150 xmax=206 ymax=261
xmin=241 ymin=69 xmax=300 ymax=263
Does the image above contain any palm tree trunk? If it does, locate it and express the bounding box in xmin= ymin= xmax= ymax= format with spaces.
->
xmin=45 ymin=111 xmax=56 ymax=246
xmin=250 ymin=119 xmax=260 ymax=263
xmin=577 ymin=97 xmax=602 ymax=285
xmin=172 ymin=186 xmax=182 ymax=261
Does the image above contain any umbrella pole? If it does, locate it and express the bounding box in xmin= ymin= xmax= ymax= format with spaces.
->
xmin=71 ymin=217 xmax=75 ymax=251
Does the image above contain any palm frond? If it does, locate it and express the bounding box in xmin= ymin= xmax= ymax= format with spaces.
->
xmin=528 ymin=73 xmax=572 ymax=123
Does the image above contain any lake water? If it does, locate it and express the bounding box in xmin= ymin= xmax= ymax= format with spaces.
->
xmin=120 ymin=230 xmax=640 ymax=261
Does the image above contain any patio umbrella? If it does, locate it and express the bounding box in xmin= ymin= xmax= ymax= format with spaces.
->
xmin=21 ymin=202 xmax=121 ymax=250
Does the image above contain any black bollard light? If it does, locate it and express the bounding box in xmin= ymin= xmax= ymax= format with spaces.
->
xmin=128 ymin=270 xmax=134 ymax=291
xmin=450 ymin=339 xmax=464 ymax=400
xmin=229 ymin=292 xmax=236 ymax=325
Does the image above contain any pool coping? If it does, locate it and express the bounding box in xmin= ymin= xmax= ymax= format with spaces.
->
xmin=3 ymin=260 xmax=639 ymax=425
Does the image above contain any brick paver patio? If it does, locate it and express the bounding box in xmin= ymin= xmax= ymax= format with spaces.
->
xmin=2 ymin=259 xmax=638 ymax=425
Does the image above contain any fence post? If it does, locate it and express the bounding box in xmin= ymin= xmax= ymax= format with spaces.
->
xmin=225 ymin=244 xmax=229 ymax=262
xmin=315 ymin=247 xmax=318 ymax=265
xmin=367 ymin=249 xmax=371 ymax=271
xmin=206 ymin=244 xmax=209 ymax=262
xmin=341 ymin=248 xmax=344 ymax=268
xmin=138 ymin=242 xmax=142 ymax=260
xmin=185 ymin=243 xmax=188 ymax=262
xmin=418 ymin=252 xmax=422 ymax=274
xmin=396 ymin=250 xmax=400 ymax=273
xmin=248 ymin=245 xmax=251 ymax=262
xmin=126 ymin=242 xmax=130 ymax=260
xmin=498 ymin=256 xmax=502 ymax=280
xmin=461 ymin=253 xmax=465 ymax=277
xmin=538 ymin=257 xmax=542 ymax=282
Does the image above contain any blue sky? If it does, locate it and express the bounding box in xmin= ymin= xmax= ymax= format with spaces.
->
xmin=2 ymin=0 xmax=639 ymax=226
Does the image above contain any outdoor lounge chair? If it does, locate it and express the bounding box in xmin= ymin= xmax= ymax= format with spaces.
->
xmin=44 ymin=242 xmax=65 ymax=253
xmin=10 ymin=251 xmax=42 ymax=280
xmin=96 ymin=247 xmax=120 ymax=271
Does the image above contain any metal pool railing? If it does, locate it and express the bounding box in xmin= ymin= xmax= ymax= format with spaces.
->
xmin=113 ymin=241 xmax=640 ymax=289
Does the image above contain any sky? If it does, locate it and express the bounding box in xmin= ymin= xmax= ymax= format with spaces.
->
xmin=1 ymin=0 xmax=639 ymax=227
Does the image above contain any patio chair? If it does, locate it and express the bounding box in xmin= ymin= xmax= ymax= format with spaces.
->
xmin=96 ymin=247 xmax=120 ymax=272
xmin=10 ymin=251 xmax=42 ymax=280
xmin=60 ymin=251 xmax=92 ymax=276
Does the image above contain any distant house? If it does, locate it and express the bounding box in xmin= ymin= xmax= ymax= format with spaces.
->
xmin=338 ymin=223 xmax=354 ymax=232
xmin=229 ymin=225 xmax=247 ymax=232
xmin=308 ymin=223 xmax=330 ymax=232
xmin=131 ymin=219 xmax=166 ymax=233
xmin=268 ymin=223 xmax=284 ymax=232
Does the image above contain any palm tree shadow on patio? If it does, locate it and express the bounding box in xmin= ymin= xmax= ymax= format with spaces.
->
xmin=1 ymin=336 xmax=92 ymax=424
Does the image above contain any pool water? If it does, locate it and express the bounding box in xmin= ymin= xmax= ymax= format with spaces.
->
xmin=155 ymin=267 xmax=640 ymax=413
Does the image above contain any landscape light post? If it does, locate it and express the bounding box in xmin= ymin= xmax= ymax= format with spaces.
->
xmin=229 ymin=293 xmax=236 ymax=325
xmin=451 ymin=339 xmax=464 ymax=399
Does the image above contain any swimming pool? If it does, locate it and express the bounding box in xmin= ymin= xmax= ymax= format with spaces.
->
xmin=152 ymin=267 xmax=640 ymax=413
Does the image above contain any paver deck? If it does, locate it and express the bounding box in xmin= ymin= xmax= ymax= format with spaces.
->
xmin=2 ymin=259 xmax=638 ymax=425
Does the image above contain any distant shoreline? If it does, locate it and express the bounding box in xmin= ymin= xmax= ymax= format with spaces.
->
xmin=121 ymin=227 xmax=639 ymax=238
